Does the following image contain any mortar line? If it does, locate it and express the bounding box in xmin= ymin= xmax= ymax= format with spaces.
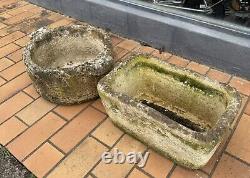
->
xmin=47 ymin=140 xmax=66 ymax=156
xmin=164 ymin=54 xmax=173 ymax=62
xmin=209 ymin=131 xmax=245 ymax=176
xmin=111 ymin=35 xmax=124 ymax=47
xmin=13 ymin=40 xmax=26 ymax=48
xmin=121 ymin=49 xmax=135 ymax=60
xmin=227 ymin=75 xmax=234 ymax=85
xmin=123 ymin=145 xmax=149 ymax=178
xmin=0 ymin=30 xmax=26 ymax=48
xmin=0 ymin=20 xmax=9 ymax=26
xmin=185 ymin=59 xmax=210 ymax=77
xmin=27 ymin=6 xmax=73 ymax=22
xmin=124 ymin=147 xmax=151 ymax=178
xmin=7 ymin=111 xmax=66 ymax=162
xmin=0 ymin=81 xmax=5 ymax=87
xmin=84 ymin=133 xmax=126 ymax=177
xmin=2 ymin=93 xmax=57 ymax=128
xmin=0 ymin=25 xmax=12 ymax=35
xmin=117 ymin=43 xmax=139 ymax=55
xmin=43 ymin=116 xmax=112 ymax=178
xmin=90 ymin=135 xmax=112 ymax=150
xmin=3 ymin=13 xmax=45 ymax=36
xmin=118 ymin=49 xmax=131 ymax=60
xmin=1 ymin=86 xmax=94 ymax=127
xmin=51 ymin=110 xmax=69 ymax=122
xmin=152 ymin=49 xmax=173 ymax=62
xmin=13 ymin=42 xmax=23 ymax=48
xmin=0 ymin=71 xmax=31 ymax=105
xmin=0 ymin=60 xmax=25 ymax=80
xmin=5 ymin=8 xmax=37 ymax=20
xmin=0 ymin=20 xmax=30 ymax=39
xmin=204 ymin=66 xmax=211 ymax=75
xmin=224 ymin=151 xmax=250 ymax=166
xmin=88 ymin=172 xmax=98 ymax=178
xmin=22 ymin=83 xmax=33 ymax=90
xmin=136 ymin=45 xmax=156 ymax=56
xmin=239 ymin=93 xmax=249 ymax=99
xmin=15 ymin=115 xmax=29 ymax=127
xmin=0 ymin=67 xmax=25 ymax=82
xmin=9 ymin=4 xmax=47 ymax=21
xmin=0 ymin=26 xmax=23 ymax=39
xmin=198 ymin=168 xmax=210 ymax=176
xmin=3 ymin=119 xmax=36 ymax=147
xmin=18 ymin=100 xmax=94 ymax=160
xmin=20 ymin=107 xmax=85 ymax=162
xmin=90 ymin=104 xmax=107 ymax=115
xmin=5 ymin=52 xmax=22 ymax=64
xmin=0 ymin=74 xmax=6 ymax=80
xmin=124 ymin=146 xmax=151 ymax=178
xmin=51 ymin=100 xmax=94 ymax=119
xmin=209 ymin=96 xmax=250 ymax=177
xmin=135 ymin=166 xmax=155 ymax=178
xmin=166 ymin=164 xmax=177 ymax=178
xmin=0 ymin=92 xmax=37 ymax=127
xmin=4 ymin=97 xmax=58 ymax=144
xmin=22 ymin=90 xmax=37 ymax=100
xmin=3 ymin=3 xmax=32 ymax=18
xmin=141 ymin=147 xmax=209 ymax=177
xmin=0 ymin=75 xmax=8 ymax=83
xmin=21 ymin=141 xmax=49 ymax=162
xmin=125 ymin=166 xmax=136 ymax=178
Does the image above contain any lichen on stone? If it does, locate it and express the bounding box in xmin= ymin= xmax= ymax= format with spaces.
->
xmin=23 ymin=25 xmax=114 ymax=104
xmin=97 ymin=53 xmax=241 ymax=169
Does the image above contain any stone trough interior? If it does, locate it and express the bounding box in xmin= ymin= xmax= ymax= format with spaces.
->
xmin=111 ymin=56 xmax=229 ymax=132
xmin=31 ymin=28 xmax=105 ymax=69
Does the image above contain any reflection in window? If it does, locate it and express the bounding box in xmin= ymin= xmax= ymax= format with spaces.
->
xmin=140 ymin=0 xmax=250 ymax=26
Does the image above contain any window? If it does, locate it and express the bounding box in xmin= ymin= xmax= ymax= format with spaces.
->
xmin=120 ymin=0 xmax=250 ymax=32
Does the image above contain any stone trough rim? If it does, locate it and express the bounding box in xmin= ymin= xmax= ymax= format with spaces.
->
xmin=23 ymin=25 xmax=113 ymax=76
xmin=97 ymin=52 xmax=242 ymax=144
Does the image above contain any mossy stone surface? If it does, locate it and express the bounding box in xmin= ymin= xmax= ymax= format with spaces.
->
xmin=97 ymin=53 xmax=241 ymax=169
xmin=24 ymin=25 xmax=114 ymax=104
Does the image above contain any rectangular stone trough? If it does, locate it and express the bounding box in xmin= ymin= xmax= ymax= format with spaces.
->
xmin=97 ymin=54 xmax=241 ymax=169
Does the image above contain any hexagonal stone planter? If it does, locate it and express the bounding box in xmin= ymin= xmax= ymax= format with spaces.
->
xmin=24 ymin=25 xmax=114 ymax=104
xmin=97 ymin=54 xmax=241 ymax=169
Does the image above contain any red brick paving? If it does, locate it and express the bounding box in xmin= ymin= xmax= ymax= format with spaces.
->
xmin=207 ymin=68 xmax=231 ymax=84
xmin=0 ymin=1 xmax=249 ymax=177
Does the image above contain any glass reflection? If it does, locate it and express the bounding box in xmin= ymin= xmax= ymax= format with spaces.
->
xmin=141 ymin=0 xmax=250 ymax=27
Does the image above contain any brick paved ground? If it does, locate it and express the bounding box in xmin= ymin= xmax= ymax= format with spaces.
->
xmin=0 ymin=0 xmax=249 ymax=178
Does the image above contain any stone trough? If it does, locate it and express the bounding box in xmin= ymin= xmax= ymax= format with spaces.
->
xmin=97 ymin=54 xmax=241 ymax=169
xmin=24 ymin=25 xmax=114 ymax=104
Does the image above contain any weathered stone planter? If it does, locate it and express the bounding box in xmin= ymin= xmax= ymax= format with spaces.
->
xmin=24 ymin=25 xmax=114 ymax=104
xmin=97 ymin=54 xmax=241 ymax=169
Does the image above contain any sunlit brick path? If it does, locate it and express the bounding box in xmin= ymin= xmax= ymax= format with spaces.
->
xmin=0 ymin=0 xmax=249 ymax=177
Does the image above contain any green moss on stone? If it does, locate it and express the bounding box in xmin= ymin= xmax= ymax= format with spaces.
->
xmin=133 ymin=56 xmax=225 ymax=98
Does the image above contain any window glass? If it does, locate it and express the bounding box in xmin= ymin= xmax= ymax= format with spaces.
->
xmin=119 ymin=0 xmax=250 ymax=33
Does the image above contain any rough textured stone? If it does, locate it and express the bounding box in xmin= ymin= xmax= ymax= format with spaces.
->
xmin=97 ymin=54 xmax=241 ymax=169
xmin=23 ymin=25 xmax=114 ymax=104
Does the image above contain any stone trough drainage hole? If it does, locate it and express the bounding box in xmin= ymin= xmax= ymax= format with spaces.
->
xmin=140 ymin=100 xmax=207 ymax=132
